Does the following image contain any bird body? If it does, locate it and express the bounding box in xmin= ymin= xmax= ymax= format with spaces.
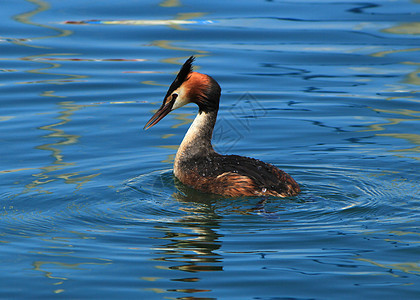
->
xmin=144 ymin=56 xmax=300 ymax=197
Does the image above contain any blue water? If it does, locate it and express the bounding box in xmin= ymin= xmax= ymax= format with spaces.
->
xmin=1 ymin=0 xmax=420 ymax=298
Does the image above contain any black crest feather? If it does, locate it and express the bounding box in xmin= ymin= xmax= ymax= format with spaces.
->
xmin=164 ymin=56 xmax=195 ymax=99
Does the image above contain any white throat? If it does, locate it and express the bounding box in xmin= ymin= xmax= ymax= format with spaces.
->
xmin=174 ymin=110 xmax=217 ymax=177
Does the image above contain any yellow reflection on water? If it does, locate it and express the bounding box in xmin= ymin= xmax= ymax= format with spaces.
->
xmin=162 ymin=153 xmax=175 ymax=164
xmin=357 ymin=257 xmax=420 ymax=276
xmin=140 ymin=80 xmax=168 ymax=87
xmin=33 ymin=256 xmax=112 ymax=293
xmin=159 ymin=0 xmax=181 ymax=7
xmin=401 ymin=62 xmax=420 ymax=86
xmin=170 ymin=12 xmax=208 ymax=31
xmin=0 ymin=167 xmax=38 ymax=175
xmin=86 ymin=12 xmax=209 ymax=30
xmin=369 ymin=46 xmax=420 ymax=87
xmin=171 ymin=112 xmax=194 ymax=129
xmin=41 ymin=90 xmax=66 ymax=98
xmin=20 ymin=101 xmax=100 ymax=194
xmin=150 ymin=40 xmax=208 ymax=54
xmin=361 ymin=105 xmax=420 ymax=160
xmin=158 ymin=145 xmax=178 ymax=151
xmin=16 ymin=53 xmax=88 ymax=84
xmin=381 ymin=0 xmax=420 ymax=36
xmin=161 ymin=54 xmax=207 ymax=67
xmin=377 ymin=133 xmax=420 ymax=153
xmin=0 ymin=116 xmax=15 ymax=122
xmin=162 ymin=134 xmax=176 ymax=139
xmin=388 ymin=230 xmax=420 ymax=237
xmin=143 ymin=288 xmax=167 ymax=294
xmin=371 ymin=48 xmax=420 ymax=58
xmin=382 ymin=22 xmax=420 ymax=35
xmin=140 ymin=276 xmax=161 ymax=281
xmin=13 ymin=0 xmax=72 ymax=48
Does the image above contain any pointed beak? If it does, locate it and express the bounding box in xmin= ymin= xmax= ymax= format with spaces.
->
xmin=143 ymin=98 xmax=175 ymax=130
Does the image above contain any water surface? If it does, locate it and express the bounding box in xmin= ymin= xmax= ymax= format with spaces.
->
xmin=1 ymin=0 xmax=420 ymax=298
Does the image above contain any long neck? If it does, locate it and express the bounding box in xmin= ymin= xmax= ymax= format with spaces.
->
xmin=175 ymin=109 xmax=218 ymax=163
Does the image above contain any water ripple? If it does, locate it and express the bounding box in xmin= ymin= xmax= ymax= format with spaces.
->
xmin=119 ymin=166 xmax=417 ymax=230
xmin=2 ymin=165 xmax=415 ymax=242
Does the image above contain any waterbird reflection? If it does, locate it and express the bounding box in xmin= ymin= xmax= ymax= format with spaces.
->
xmin=139 ymin=175 xmax=289 ymax=298
xmin=143 ymin=188 xmax=222 ymax=297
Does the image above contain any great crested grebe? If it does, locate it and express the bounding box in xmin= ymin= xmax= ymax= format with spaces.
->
xmin=144 ymin=56 xmax=300 ymax=197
